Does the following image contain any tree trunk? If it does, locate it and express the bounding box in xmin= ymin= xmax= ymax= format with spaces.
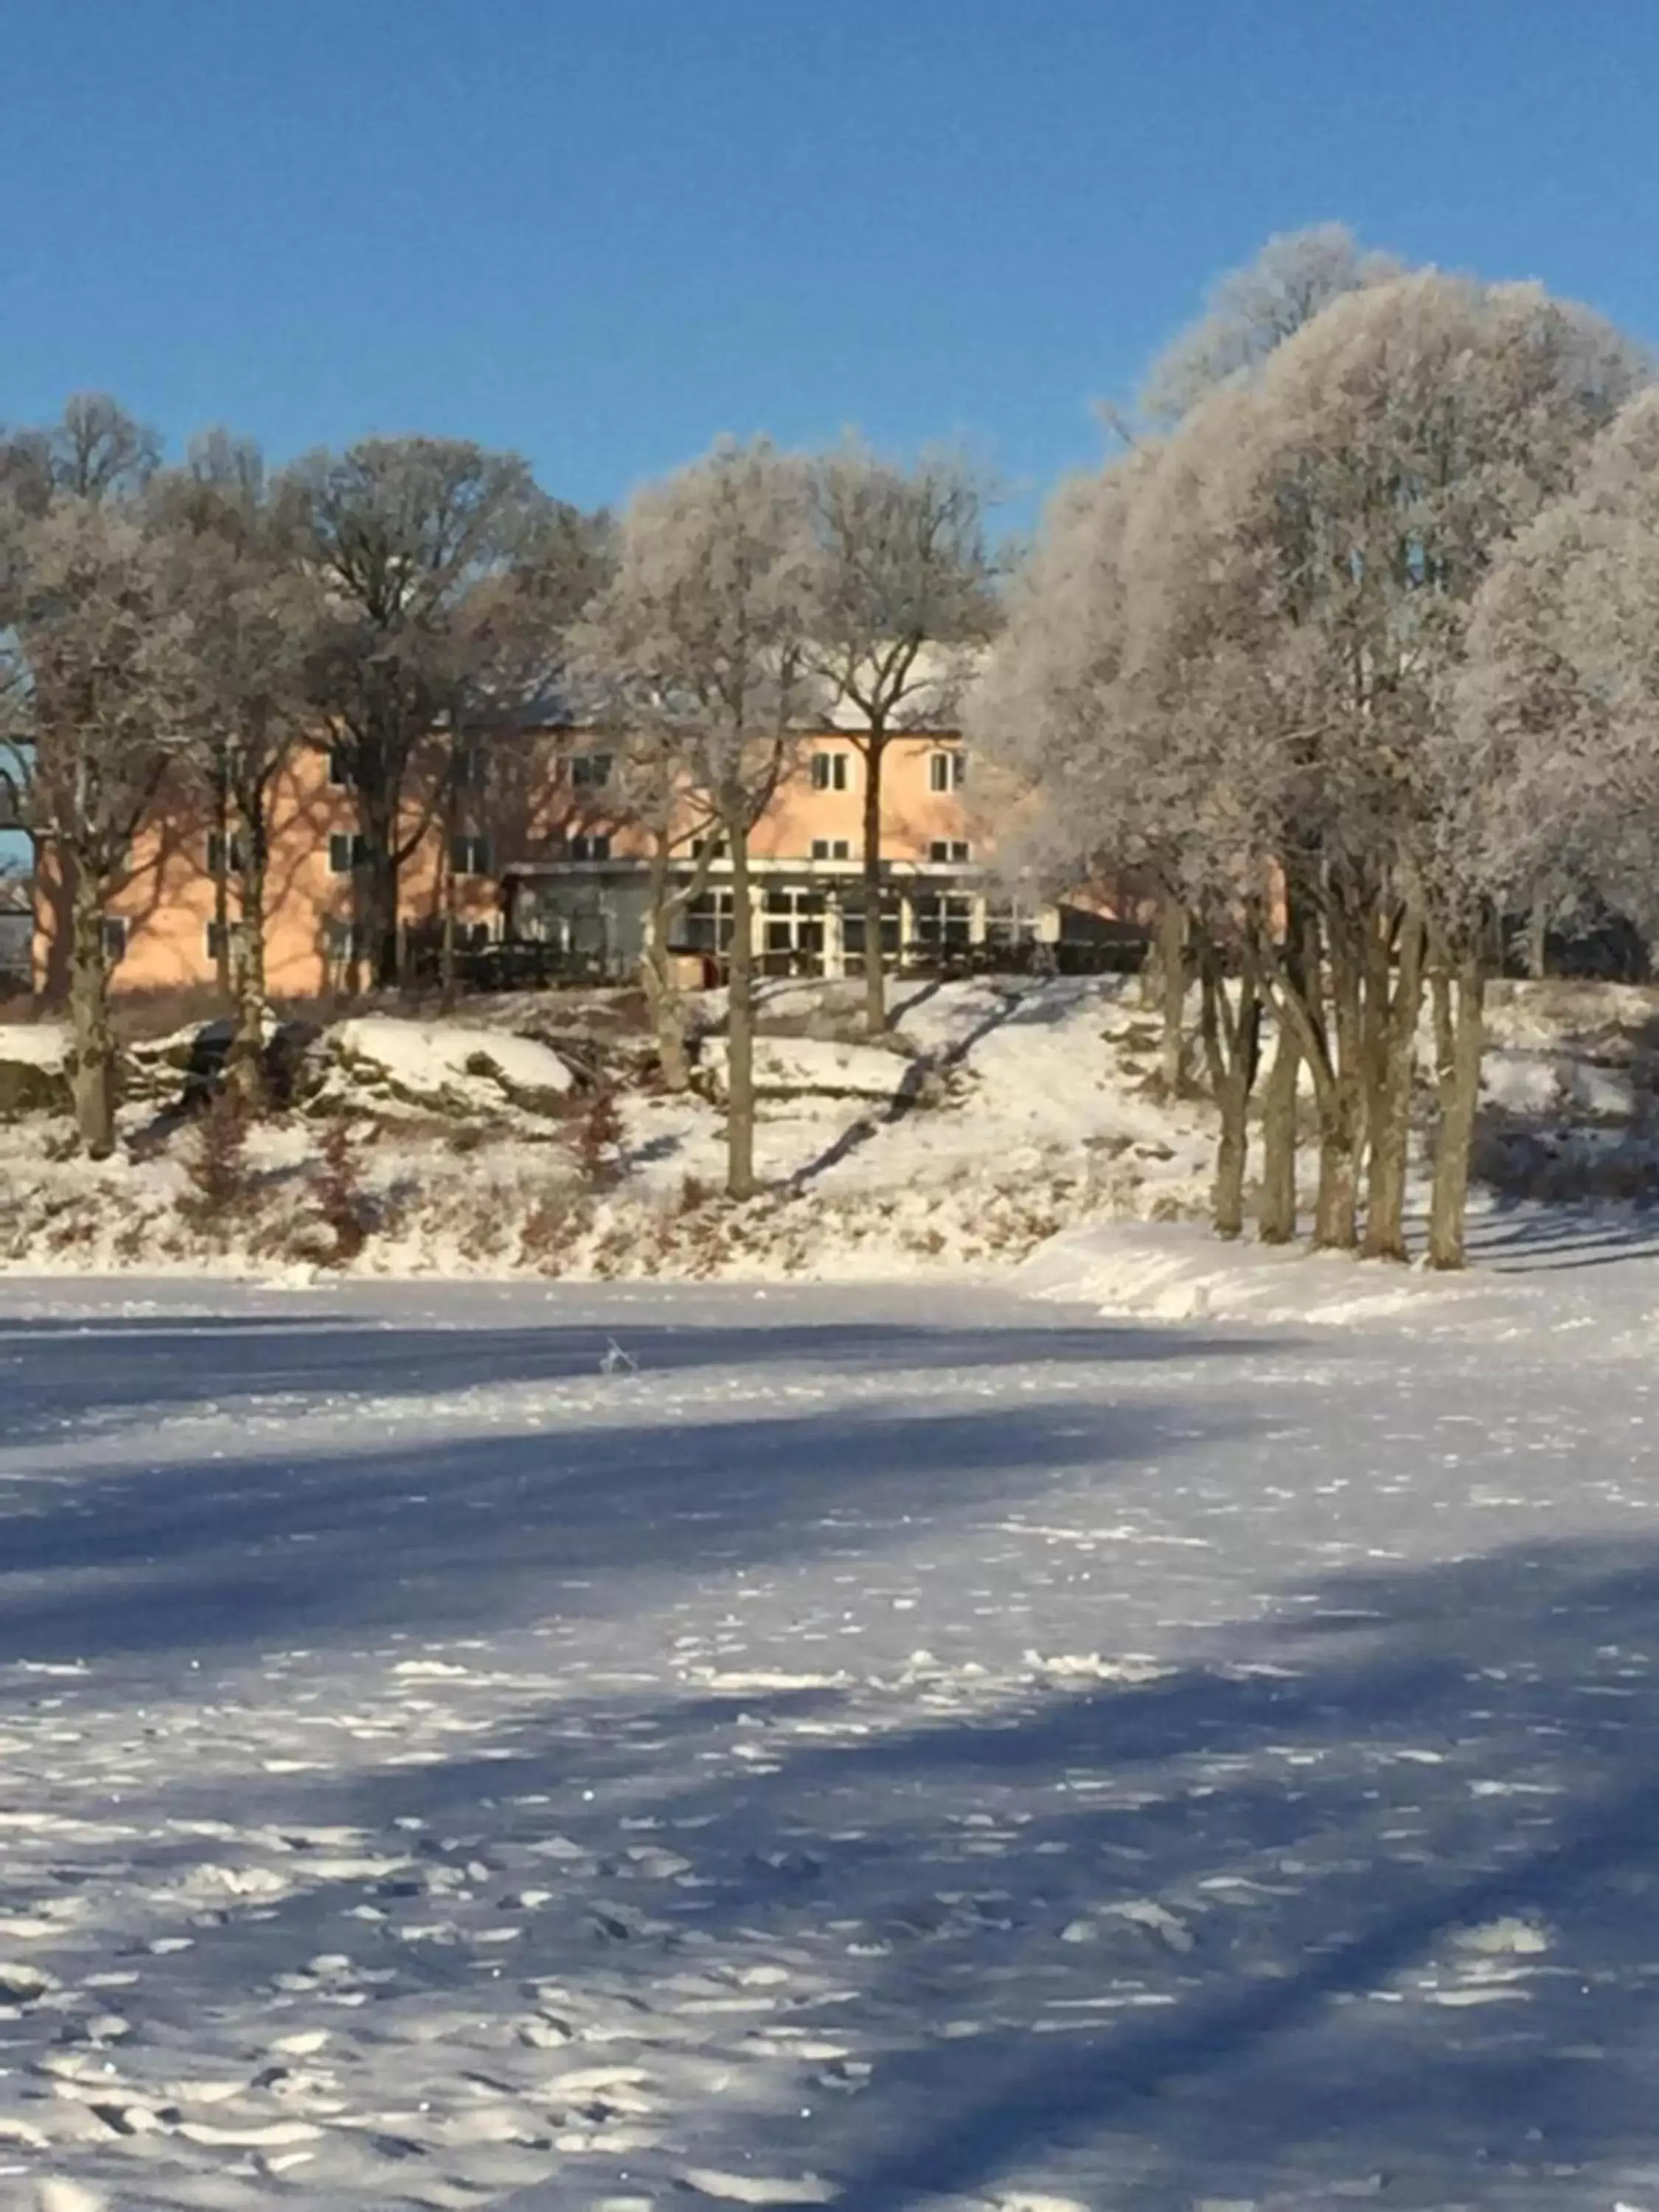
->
xmin=1256 ymin=892 xmax=1310 ymax=1245
xmin=1157 ymin=895 xmax=1188 ymax=1095
xmin=1313 ymin=1110 xmax=1358 ymax=1251
xmin=1199 ymin=951 xmax=1260 ymax=1242
xmin=357 ymin=799 xmax=400 ymax=992
xmin=67 ymin=863 xmax=116 ymax=1160
xmin=1427 ymin=950 xmax=1486 ymax=1271
xmin=1360 ymin=911 xmax=1425 ymax=1264
xmin=861 ymin=730 xmax=887 ymax=1037
xmin=641 ymin=846 xmax=692 ymax=1093
xmin=725 ymin=820 xmax=757 ymax=1200
xmin=228 ymin=827 xmax=269 ymax=1111
xmin=1310 ymin=920 xmax=1363 ymax=1253
xmin=212 ymin=777 xmax=233 ymax=1012
xmin=1257 ymin=1024 xmax=1300 ymax=1243
xmin=1527 ymin=903 xmax=1549 ymax=981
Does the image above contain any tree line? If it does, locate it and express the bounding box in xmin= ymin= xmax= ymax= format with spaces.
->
xmin=0 ymin=413 xmax=997 ymax=1186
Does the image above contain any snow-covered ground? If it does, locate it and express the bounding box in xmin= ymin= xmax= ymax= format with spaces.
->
xmin=5 ymin=1265 xmax=1659 ymax=2209
xmin=0 ymin=979 xmax=1217 ymax=1282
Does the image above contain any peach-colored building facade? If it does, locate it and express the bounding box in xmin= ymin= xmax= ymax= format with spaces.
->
xmin=31 ymin=721 xmax=1071 ymax=1001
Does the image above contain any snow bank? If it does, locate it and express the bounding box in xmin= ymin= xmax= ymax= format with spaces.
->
xmin=1018 ymin=1219 xmax=1490 ymax=1327
xmin=333 ymin=1016 xmax=572 ymax=1104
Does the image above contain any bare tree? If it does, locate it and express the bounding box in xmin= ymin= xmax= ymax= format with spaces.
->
xmin=153 ymin=432 xmax=320 ymax=1098
xmin=437 ymin=504 xmax=613 ymax=1008
xmin=806 ymin=439 xmax=1000 ymax=1033
xmin=0 ymin=446 xmax=196 ymax=1155
xmin=575 ymin=437 xmax=820 ymax=1197
xmin=280 ymin=437 xmax=549 ymax=989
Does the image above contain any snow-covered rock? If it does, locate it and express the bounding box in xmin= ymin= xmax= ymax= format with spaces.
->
xmin=331 ymin=1016 xmax=574 ymax=1110
xmin=701 ymin=1034 xmax=925 ymax=1105
xmin=0 ymin=1021 xmax=70 ymax=1116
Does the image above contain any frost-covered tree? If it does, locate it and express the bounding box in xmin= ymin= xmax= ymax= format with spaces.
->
xmin=1138 ymin=223 xmax=1403 ymax=426
xmin=1183 ymin=273 xmax=1644 ymax=1265
xmin=806 ymin=439 xmax=1000 ymax=1033
xmin=0 ymin=406 xmax=196 ymax=1155
xmin=575 ymin=437 xmax=820 ymax=1197
xmin=984 ymin=268 xmax=1645 ymax=1267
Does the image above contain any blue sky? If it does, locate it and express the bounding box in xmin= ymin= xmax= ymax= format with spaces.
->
xmin=5 ymin=0 xmax=1659 ymax=535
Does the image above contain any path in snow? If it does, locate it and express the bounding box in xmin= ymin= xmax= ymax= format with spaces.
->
xmin=1 ymin=1273 xmax=1659 ymax=2209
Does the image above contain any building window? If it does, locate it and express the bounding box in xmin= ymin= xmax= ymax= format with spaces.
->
xmin=456 ymin=919 xmax=492 ymax=952
xmin=571 ymin=751 xmax=613 ymax=789
xmin=682 ymin=886 xmax=737 ymax=953
xmin=929 ymin=751 xmax=966 ymax=793
xmin=811 ymin=751 xmax=852 ymax=792
xmin=449 ymin=833 xmax=492 ymax=877
xmin=841 ymin=894 xmax=900 ymax=960
xmin=205 ymin=919 xmax=249 ymax=962
xmin=569 ymin=832 xmax=611 ymax=862
xmin=928 ymin=839 xmax=972 ymax=864
xmin=100 ymin=917 xmax=128 ymax=964
xmin=810 ymin=838 xmax=852 ymax=861
xmin=914 ymin=891 xmax=975 ymax=948
xmin=456 ymin=744 xmax=488 ymax=794
xmin=327 ymin=743 xmax=351 ymax=789
xmin=690 ymin=835 xmax=727 ymax=860
xmin=326 ymin=919 xmax=369 ymax=961
xmin=329 ymin=832 xmax=369 ymax=875
xmin=763 ymin=886 xmax=825 ymax=961
xmin=206 ymin=831 xmax=247 ymax=876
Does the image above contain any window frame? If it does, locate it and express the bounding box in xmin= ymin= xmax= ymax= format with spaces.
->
xmin=571 ymin=751 xmax=614 ymax=790
xmin=810 ymin=751 xmax=850 ymax=793
xmin=448 ymin=832 xmax=492 ymax=878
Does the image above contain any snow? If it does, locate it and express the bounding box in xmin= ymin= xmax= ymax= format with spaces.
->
xmin=700 ymin=1034 xmax=920 ymax=1105
xmin=0 ymin=1022 xmax=68 ymax=1071
xmin=4 ymin=1265 xmax=1659 ymax=2206
xmin=333 ymin=1015 xmax=574 ymax=1100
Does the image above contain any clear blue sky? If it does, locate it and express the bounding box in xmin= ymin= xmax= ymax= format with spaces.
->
xmin=6 ymin=0 xmax=1659 ymax=535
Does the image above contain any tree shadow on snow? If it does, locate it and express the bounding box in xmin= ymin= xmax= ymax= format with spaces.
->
xmin=0 ymin=1293 xmax=1273 ymax=1446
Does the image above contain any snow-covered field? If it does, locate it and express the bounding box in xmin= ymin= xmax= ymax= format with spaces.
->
xmin=5 ymin=1265 xmax=1659 ymax=2210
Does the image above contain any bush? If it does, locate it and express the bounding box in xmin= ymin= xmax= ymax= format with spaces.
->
xmin=176 ymin=1088 xmax=256 ymax=1242
xmin=313 ymin=1119 xmax=371 ymax=1265
xmin=576 ymin=1085 xmax=626 ymax=1189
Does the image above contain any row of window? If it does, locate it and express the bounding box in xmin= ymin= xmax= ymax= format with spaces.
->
xmin=679 ymin=887 xmax=980 ymax=956
xmin=223 ymin=824 xmax=965 ymax=886
xmin=325 ymin=832 xmax=613 ymax=875
xmin=326 ymin=746 xmax=965 ymax=796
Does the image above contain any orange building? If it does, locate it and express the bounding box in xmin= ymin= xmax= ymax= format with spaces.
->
xmin=28 ymin=716 xmax=1080 ymax=1001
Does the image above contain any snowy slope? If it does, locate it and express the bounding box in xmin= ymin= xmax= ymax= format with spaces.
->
xmin=4 ymin=1271 xmax=1659 ymax=2207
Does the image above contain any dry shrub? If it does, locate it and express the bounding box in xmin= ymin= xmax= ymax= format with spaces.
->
xmin=577 ymin=1084 xmax=626 ymax=1189
xmin=177 ymin=1086 xmax=257 ymax=1241
xmin=678 ymin=1172 xmax=713 ymax=1214
xmin=520 ymin=1188 xmax=591 ymax=1273
xmin=313 ymin=1119 xmax=371 ymax=1265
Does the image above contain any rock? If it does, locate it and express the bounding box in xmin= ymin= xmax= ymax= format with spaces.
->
xmin=0 ymin=1057 xmax=70 ymax=1118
